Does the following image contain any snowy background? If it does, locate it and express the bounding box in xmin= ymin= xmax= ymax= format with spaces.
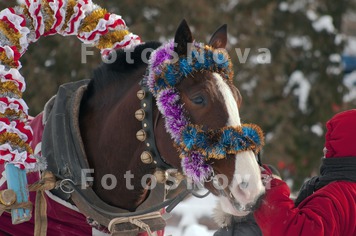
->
xmin=162 ymin=35 xmax=356 ymax=236
xmin=0 ymin=0 xmax=356 ymax=236
xmin=343 ymin=36 xmax=356 ymax=102
xmin=164 ymin=192 xmax=219 ymax=236
xmin=165 ymin=11 xmax=356 ymax=236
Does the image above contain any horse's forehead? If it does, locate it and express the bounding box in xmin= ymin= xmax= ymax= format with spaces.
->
xmin=211 ymin=73 xmax=241 ymax=126
xmin=180 ymin=71 xmax=241 ymax=126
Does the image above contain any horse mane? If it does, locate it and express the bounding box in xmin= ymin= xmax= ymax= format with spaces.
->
xmin=86 ymin=41 xmax=162 ymax=96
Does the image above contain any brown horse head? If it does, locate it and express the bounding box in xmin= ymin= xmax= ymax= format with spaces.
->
xmin=79 ymin=20 xmax=265 ymax=217
xmin=151 ymin=20 xmax=265 ymax=217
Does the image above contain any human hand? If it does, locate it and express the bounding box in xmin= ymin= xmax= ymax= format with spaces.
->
xmin=260 ymin=164 xmax=273 ymax=189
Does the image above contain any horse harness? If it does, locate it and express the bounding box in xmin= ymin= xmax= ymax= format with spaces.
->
xmin=39 ymin=80 xmax=194 ymax=235
xmin=38 ymin=78 xmax=262 ymax=235
xmin=134 ymin=79 xmax=175 ymax=171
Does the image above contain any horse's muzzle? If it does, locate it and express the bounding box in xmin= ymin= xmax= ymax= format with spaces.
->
xmin=224 ymin=186 xmax=265 ymax=213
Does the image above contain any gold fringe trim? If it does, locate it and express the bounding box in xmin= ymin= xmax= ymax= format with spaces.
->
xmin=79 ymin=8 xmax=107 ymax=33
xmin=0 ymin=132 xmax=33 ymax=154
xmin=97 ymin=30 xmax=129 ymax=49
xmin=0 ymin=109 xmax=26 ymax=121
xmin=206 ymin=46 xmax=234 ymax=82
xmin=21 ymin=5 xmax=35 ymax=32
xmin=177 ymin=123 xmax=264 ymax=160
xmin=42 ymin=0 xmax=55 ymax=33
xmin=0 ymin=51 xmax=17 ymax=69
xmin=207 ymin=152 xmax=227 ymax=160
xmin=0 ymin=21 xmax=21 ymax=51
xmin=61 ymin=0 xmax=76 ymax=32
xmin=179 ymin=151 xmax=225 ymax=160
xmin=242 ymin=123 xmax=265 ymax=153
xmin=0 ymin=81 xmax=22 ymax=98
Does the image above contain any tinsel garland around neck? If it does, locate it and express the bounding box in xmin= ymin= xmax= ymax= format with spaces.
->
xmin=146 ymin=41 xmax=264 ymax=183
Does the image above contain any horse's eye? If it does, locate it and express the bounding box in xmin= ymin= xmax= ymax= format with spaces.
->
xmin=191 ymin=96 xmax=205 ymax=105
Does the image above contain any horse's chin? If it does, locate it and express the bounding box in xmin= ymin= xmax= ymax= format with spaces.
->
xmin=218 ymin=190 xmax=265 ymax=217
xmin=213 ymin=194 xmax=260 ymax=228
xmin=219 ymin=196 xmax=251 ymax=217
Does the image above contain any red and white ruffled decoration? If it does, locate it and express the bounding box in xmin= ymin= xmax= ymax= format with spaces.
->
xmin=0 ymin=0 xmax=141 ymax=170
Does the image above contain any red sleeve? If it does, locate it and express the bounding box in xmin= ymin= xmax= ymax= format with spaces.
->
xmin=254 ymin=179 xmax=346 ymax=236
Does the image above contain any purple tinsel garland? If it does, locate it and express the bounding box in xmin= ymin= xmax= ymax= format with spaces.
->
xmin=147 ymin=40 xmax=263 ymax=183
xmin=181 ymin=151 xmax=213 ymax=184
xmin=156 ymin=88 xmax=188 ymax=142
xmin=148 ymin=41 xmax=218 ymax=182
xmin=147 ymin=40 xmax=175 ymax=92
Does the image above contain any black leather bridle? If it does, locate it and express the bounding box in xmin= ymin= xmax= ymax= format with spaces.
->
xmin=138 ymin=79 xmax=174 ymax=170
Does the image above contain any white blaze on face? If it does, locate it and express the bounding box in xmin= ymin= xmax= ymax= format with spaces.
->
xmin=212 ymin=73 xmax=240 ymax=126
xmin=213 ymin=73 xmax=265 ymax=216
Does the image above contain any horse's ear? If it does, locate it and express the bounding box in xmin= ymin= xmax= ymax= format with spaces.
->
xmin=208 ymin=24 xmax=227 ymax=49
xmin=174 ymin=19 xmax=193 ymax=56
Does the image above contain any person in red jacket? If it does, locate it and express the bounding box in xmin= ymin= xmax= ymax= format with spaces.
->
xmin=254 ymin=109 xmax=356 ymax=236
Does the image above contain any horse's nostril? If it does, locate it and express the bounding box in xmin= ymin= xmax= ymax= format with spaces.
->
xmin=239 ymin=181 xmax=249 ymax=189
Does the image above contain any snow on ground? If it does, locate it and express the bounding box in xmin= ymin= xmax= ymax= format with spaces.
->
xmin=165 ymin=224 xmax=215 ymax=236
xmin=164 ymin=192 xmax=219 ymax=236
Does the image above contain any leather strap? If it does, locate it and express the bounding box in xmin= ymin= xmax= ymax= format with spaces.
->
xmin=139 ymin=80 xmax=173 ymax=170
xmin=42 ymin=80 xmax=91 ymax=200
xmin=40 ymin=80 xmax=187 ymax=234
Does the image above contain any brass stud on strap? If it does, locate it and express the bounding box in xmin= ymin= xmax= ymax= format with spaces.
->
xmin=135 ymin=109 xmax=145 ymax=121
xmin=140 ymin=151 xmax=153 ymax=164
xmin=136 ymin=129 xmax=146 ymax=142
xmin=0 ymin=189 xmax=16 ymax=206
xmin=137 ymin=90 xmax=145 ymax=100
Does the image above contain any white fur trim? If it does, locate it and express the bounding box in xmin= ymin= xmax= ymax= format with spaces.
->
xmin=213 ymin=201 xmax=233 ymax=227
